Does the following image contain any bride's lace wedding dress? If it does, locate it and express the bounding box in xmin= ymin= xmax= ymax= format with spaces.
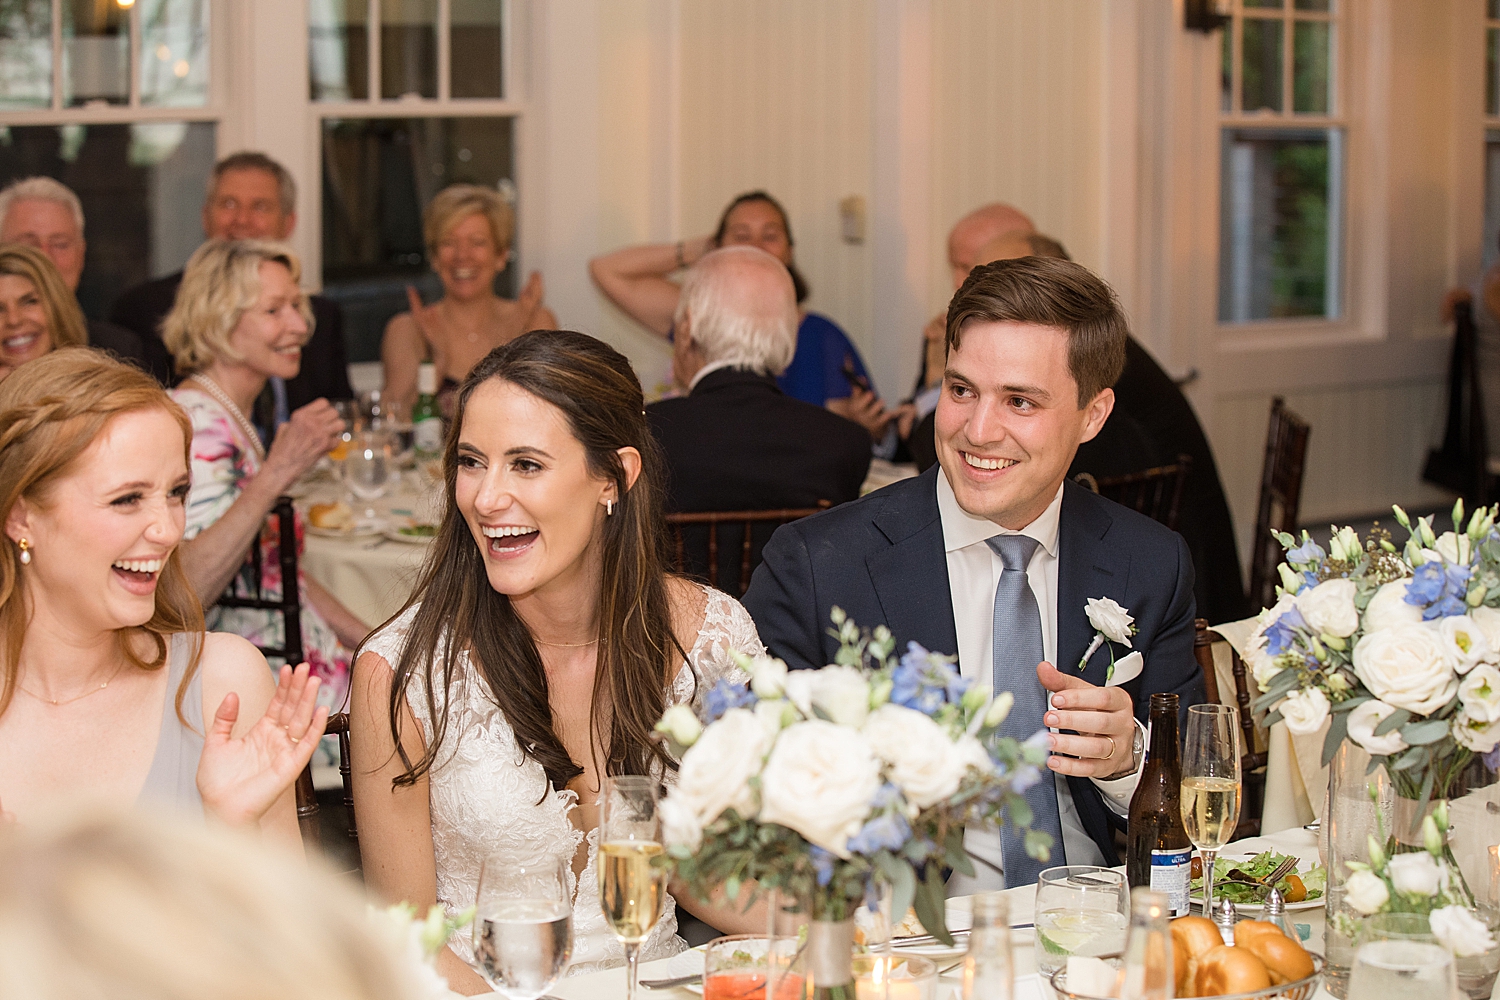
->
xmin=362 ymin=584 xmax=764 ymax=978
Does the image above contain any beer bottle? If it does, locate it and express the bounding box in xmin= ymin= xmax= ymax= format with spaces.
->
xmin=1126 ymin=693 xmax=1193 ymax=917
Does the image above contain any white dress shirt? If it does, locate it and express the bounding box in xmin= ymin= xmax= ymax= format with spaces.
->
xmin=938 ymin=473 xmax=1142 ymax=893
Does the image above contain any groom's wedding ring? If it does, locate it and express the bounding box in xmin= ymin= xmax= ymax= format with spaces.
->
xmin=1083 ymin=736 xmax=1116 ymax=761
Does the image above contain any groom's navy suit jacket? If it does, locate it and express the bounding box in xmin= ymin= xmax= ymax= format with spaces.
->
xmin=742 ymin=467 xmax=1205 ymax=865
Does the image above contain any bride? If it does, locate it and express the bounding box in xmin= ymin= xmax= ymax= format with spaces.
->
xmin=352 ymin=330 xmax=765 ymax=994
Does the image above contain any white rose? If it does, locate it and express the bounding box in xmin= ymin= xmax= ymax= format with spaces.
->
xmin=754 ymin=697 xmax=795 ymax=739
xmin=1343 ymin=868 xmax=1391 ymax=915
xmin=659 ymin=793 xmax=703 ymax=852
xmin=864 ymin=704 xmax=979 ymax=809
xmin=1430 ymin=904 xmax=1500 ymax=958
xmin=806 ymin=665 xmax=872 ymax=728
xmin=1453 ymin=706 xmax=1500 ymax=754
xmin=1352 ymin=624 xmax=1459 ymax=716
xmin=1085 ymin=597 xmax=1135 ymax=646
xmin=673 ymin=708 xmax=769 ymax=826
xmin=1469 ymin=606 xmax=1500 ymax=663
xmin=746 ymin=655 xmax=789 ymax=699
xmin=1458 ymin=664 xmax=1500 ymax=723
xmin=656 ymin=704 xmax=703 ymax=748
xmin=1346 ymin=699 xmax=1411 ymax=756
xmin=1363 ymin=580 xmax=1424 ymax=634
xmin=1432 ymin=531 xmax=1472 ymax=566
xmin=758 ymin=720 xmax=882 ymax=856
xmin=1296 ymin=578 xmax=1360 ymax=638
xmin=1387 ymin=851 xmax=1445 ymax=897
xmin=1439 ymin=615 xmax=1491 ymax=676
xmin=1247 ymin=646 xmax=1285 ymax=693
xmin=1279 ymin=686 xmax=1330 ymax=735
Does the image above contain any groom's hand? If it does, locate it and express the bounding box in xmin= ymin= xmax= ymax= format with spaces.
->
xmin=1038 ymin=661 xmax=1138 ymax=780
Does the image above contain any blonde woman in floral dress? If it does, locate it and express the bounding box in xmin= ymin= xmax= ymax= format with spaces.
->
xmin=165 ymin=240 xmax=367 ymax=713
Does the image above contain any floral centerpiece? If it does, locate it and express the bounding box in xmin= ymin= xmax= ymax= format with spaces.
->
xmin=368 ymin=902 xmax=475 ymax=1000
xmin=654 ymin=609 xmax=1050 ymax=998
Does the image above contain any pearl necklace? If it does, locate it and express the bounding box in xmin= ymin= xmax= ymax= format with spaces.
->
xmin=189 ymin=373 xmax=266 ymax=462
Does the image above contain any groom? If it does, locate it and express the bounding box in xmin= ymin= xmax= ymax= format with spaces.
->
xmin=743 ymin=256 xmax=1204 ymax=889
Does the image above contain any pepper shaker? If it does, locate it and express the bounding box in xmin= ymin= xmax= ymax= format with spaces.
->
xmin=1213 ymin=896 xmax=1237 ymax=945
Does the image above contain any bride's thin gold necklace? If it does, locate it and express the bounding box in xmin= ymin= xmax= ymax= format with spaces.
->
xmin=18 ymin=662 xmax=127 ymax=707
xmin=533 ymin=637 xmax=600 ymax=648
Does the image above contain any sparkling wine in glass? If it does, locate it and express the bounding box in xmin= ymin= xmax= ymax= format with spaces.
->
xmin=473 ymin=854 xmax=574 ymax=1000
xmin=598 ymin=776 xmax=667 ymax=1000
xmin=1180 ymin=704 xmax=1241 ymax=924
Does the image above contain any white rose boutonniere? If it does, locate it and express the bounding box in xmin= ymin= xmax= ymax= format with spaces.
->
xmin=1079 ymin=597 xmax=1138 ymax=681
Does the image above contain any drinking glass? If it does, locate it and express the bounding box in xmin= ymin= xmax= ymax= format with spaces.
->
xmin=344 ymin=427 xmax=392 ymax=500
xmin=1180 ymin=704 xmax=1241 ymax=920
xmin=598 ymin=776 xmax=667 ymax=1000
xmin=1033 ymin=866 xmax=1130 ymax=981
xmin=1347 ymin=913 xmax=1457 ymax=1000
xmin=704 ymin=934 xmax=802 ymax=1000
xmin=328 ymin=399 xmax=356 ymax=463
xmin=473 ymin=854 xmax=574 ymax=1000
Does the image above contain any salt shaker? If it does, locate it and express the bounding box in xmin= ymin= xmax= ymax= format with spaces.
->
xmin=1262 ymin=887 xmax=1299 ymax=942
xmin=1213 ymin=896 xmax=1237 ymax=945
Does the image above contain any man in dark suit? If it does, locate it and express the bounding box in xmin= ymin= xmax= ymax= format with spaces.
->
xmin=109 ymin=151 xmax=352 ymax=411
xmin=745 ymin=256 xmax=1203 ymax=887
xmin=649 ymin=246 xmax=871 ymax=588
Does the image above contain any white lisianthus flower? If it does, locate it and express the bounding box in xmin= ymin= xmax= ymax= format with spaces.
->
xmin=1296 ymin=579 xmax=1360 ymax=638
xmin=984 ymin=691 xmax=1015 ymax=728
xmin=1343 ymin=868 xmax=1391 ymax=915
xmin=758 ymin=720 xmax=882 ymax=856
xmin=1431 ymin=531 xmax=1473 ymax=567
xmin=1279 ymin=687 xmax=1331 ymax=735
xmin=1453 ymin=706 xmax=1500 ymax=754
xmin=1387 ymin=851 xmax=1446 ymax=897
xmin=1438 ymin=615 xmax=1491 ymax=676
xmin=745 ymin=654 xmax=789 ymax=699
xmin=1085 ymin=597 xmax=1135 ymax=646
xmin=864 ymin=704 xmax=979 ymax=809
xmin=1247 ymin=647 xmax=1285 ymax=693
xmin=673 ymin=708 xmax=769 ymax=827
xmin=754 ymin=697 xmax=796 ymax=740
xmin=656 ymin=704 xmax=703 ymax=748
xmin=805 ymin=665 xmax=873 ymax=728
xmin=1430 ymin=904 xmax=1500 ymax=958
xmin=659 ymin=793 xmax=704 ymax=853
xmin=1458 ymin=664 xmax=1500 ymax=723
xmin=1330 ymin=525 xmax=1362 ymax=563
xmin=1469 ymin=606 xmax=1500 ymax=663
xmin=1363 ymin=580 xmax=1424 ymax=634
xmin=1346 ymin=699 xmax=1411 ymax=756
xmin=1353 ymin=624 xmax=1459 ymax=716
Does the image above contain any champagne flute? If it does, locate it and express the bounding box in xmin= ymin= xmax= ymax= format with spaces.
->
xmin=599 ymin=776 xmax=667 ymax=1000
xmin=473 ymin=854 xmax=574 ymax=1000
xmin=1179 ymin=704 xmax=1241 ymax=922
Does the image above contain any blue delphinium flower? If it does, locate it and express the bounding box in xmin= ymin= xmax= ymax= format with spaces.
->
xmin=1263 ymin=608 xmax=1306 ymax=658
xmin=1484 ymin=742 xmax=1500 ymax=774
xmin=1406 ymin=563 xmax=1446 ymax=605
xmin=1405 ymin=561 xmax=1472 ymax=620
xmin=890 ymin=642 xmax=967 ymax=716
xmin=810 ymin=846 xmax=835 ymax=887
xmin=848 ymin=811 xmax=912 ymax=856
xmin=703 ymin=678 xmax=756 ymax=722
xmin=1287 ymin=538 xmax=1326 ymax=566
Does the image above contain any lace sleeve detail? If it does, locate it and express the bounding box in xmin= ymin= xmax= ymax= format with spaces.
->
xmin=674 ymin=586 xmax=764 ymax=710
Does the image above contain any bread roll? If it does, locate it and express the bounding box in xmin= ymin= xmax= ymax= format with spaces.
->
xmin=1194 ymin=944 xmax=1271 ymax=996
xmin=1170 ymin=917 xmax=1225 ymax=997
xmin=309 ymin=501 xmax=352 ymax=529
xmin=1236 ymin=924 xmax=1314 ymax=985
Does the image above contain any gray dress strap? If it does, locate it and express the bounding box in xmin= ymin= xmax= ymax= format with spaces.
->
xmin=136 ymin=632 xmax=205 ymax=815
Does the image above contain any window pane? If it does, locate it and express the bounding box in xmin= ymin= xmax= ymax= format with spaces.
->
xmin=1292 ymin=20 xmax=1330 ymax=114
xmin=381 ymin=0 xmax=436 ymax=100
xmin=63 ymin=0 xmax=129 ymax=107
xmin=1490 ymin=28 xmax=1499 ymax=117
xmin=1218 ymin=128 xmax=1340 ymax=322
xmin=1242 ymin=18 xmax=1284 ymax=113
xmin=310 ymin=0 xmax=368 ymax=102
xmin=139 ymin=0 xmax=209 ymax=107
xmin=0 ymin=121 xmax=217 ymax=318
xmin=1293 ymin=0 xmax=1331 ymax=10
xmin=1491 ymin=0 xmax=1499 ymax=20
xmin=321 ymin=116 xmax=516 ymax=361
xmin=451 ymin=0 xmax=502 ymax=99
xmin=0 ymin=0 xmax=52 ymax=109
xmin=1485 ymin=131 xmax=1500 ymax=271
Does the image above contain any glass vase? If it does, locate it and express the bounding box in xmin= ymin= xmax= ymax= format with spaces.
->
xmin=1322 ymin=740 xmax=1391 ymax=999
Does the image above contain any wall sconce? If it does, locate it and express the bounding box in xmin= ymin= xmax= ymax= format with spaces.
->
xmin=1184 ymin=0 xmax=1230 ymax=32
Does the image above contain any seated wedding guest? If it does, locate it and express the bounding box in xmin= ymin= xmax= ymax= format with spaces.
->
xmin=647 ymin=246 xmax=870 ymax=585
xmin=0 ymin=244 xmax=86 ymax=383
xmin=382 ymin=183 xmax=558 ymax=418
xmin=0 ymin=349 xmax=326 ymax=841
xmin=353 ymin=330 xmax=765 ymax=994
xmin=0 ymin=176 xmax=171 ymax=383
xmin=110 ymin=151 xmax=353 ymax=411
xmin=590 ymin=191 xmax=904 ymax=441
xmin=0 ymin=811 xmax=429 ymax=1000
xmin=163 ymin=240 xmax=365 ymax=710
xmin=745 ymin=257 xmax=1203 ymax=889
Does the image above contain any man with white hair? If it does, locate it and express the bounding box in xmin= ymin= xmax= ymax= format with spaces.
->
xmin=0 ymin=176 xmax=168 ymax=382
xmin=647 ymin=246 xmax=871 ymax=586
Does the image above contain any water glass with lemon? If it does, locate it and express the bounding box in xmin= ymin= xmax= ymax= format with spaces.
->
xmin=1033 ymin=867 xmax=1130 ymax=980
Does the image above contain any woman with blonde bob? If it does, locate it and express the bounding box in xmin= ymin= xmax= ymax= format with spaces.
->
xmin=381 ymin=183 xmax=558 ymax=416
xmin=165 ymin=239 xmax=365 ymax=710
xmin=0 ymin=809 xmax=437 ymax=1000
xmin=0 ymin=243 xmax=86 ymax=381
xmin=0 ymin=349 xmax=326 ymax=838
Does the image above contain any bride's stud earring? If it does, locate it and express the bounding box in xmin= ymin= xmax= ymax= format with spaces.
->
xmin=17 ymin=539 xmax=30 ymax=565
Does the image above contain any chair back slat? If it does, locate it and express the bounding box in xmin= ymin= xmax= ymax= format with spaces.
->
xmin=1092 ymin=454 xmax=1193 ymax=531
xmin=1248 ymin=398 xmax=1311 ymax=611
xmin=292 ymin=713 xmax=359 ymax=874
xmin=666 ymin=505 xmax=830 ymax=597
xmin=215 ymin=495 xmax=303 ymax=666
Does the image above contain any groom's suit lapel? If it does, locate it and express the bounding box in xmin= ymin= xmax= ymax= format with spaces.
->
xmin=865 ymin=468 xmax=961 ymax=660
xmin=1057 ymin=482 xmax=1131 ymax=687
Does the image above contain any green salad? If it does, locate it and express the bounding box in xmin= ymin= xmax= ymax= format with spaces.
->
xmin=1190 ymin=850 xmax=1326 ymax=905
xmin=398 ymin=524 xmax=438 ymax=538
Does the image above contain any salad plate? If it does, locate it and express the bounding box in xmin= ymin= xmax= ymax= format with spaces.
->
xmin=1190 ymin=850 xmax=1327 ymax=912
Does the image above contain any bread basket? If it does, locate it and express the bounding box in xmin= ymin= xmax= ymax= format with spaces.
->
xmin=1046 ymin=951 xmax=1324 ymax=1000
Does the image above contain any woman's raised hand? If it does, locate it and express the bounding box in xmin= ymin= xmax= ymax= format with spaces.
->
xmin=197 ymin=663 xmax=329 ymax=828
xmin=265 ymin=399 xmax=345 ymax=487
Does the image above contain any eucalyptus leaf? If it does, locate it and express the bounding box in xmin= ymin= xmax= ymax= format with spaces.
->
xmin=1331 ymin=695 xmax=1373 ymax=713
xmin=1373 ymin=708 xmax=1412 ymax=737
xmin=944 ymin=827 xmax=975 ymax=877
xmin=913 ymin=864 xmax=952 ymax=946
xmin=875 ymin=853 xmax=916 ymax=930
xmin=1263 ymin=710 xmax=1284 ymax=728
xmin=1399 ymin=718 xmax=1451 ymax=746
xmin=1322 ymin=707 xmax=1350 ymax=767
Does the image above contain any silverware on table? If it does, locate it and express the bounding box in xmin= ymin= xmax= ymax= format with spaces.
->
xmin=640 ymin=974 xmax=702 ymax=990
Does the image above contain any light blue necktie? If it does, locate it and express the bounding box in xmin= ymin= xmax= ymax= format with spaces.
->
xmin=986 ymin=534 xmax=1065 ymax=888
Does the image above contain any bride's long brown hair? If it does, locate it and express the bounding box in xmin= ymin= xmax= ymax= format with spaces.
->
xmin=381 ymin=331 xmax=685 ymax=791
